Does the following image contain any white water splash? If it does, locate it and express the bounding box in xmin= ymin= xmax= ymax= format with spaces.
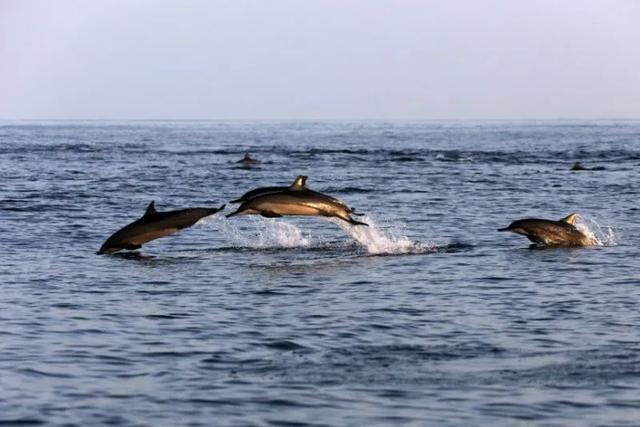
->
xmin=574 ymin=215 xmax=618 ymax=246
xmin=332 ymin=216 xmax=434 ymax=255
xmin=202 ymin=215 xmax=310 ymax=248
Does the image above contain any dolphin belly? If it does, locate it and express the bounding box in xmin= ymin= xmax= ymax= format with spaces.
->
xmin=128 ymin=228 xmax=180 ymax=246
xmin=251 ymin=200 xmax=321 ymax=216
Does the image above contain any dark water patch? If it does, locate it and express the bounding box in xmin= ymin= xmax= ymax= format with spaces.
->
xmin=17 ymin=368 xmax=74 ymax=379
xmin=0 ymin=419 xmax=46 ymax=426
xmin=330 ymin=342 xmax=505 ymax=362
xmin=264 ymin=340 xmax=309 ymax=352
xmin=144 ymin=313 xmax=193 ymax=319
xmin=252 ymin=289 xmax=289 ymax=296
xmin=319 ymin=187 xmax=373 ymax=194
xmin=266 ymin=419 xmax=330 ymax=427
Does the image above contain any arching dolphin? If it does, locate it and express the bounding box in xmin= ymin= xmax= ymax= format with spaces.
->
xmin=498 ymin=213 xmax=597 ymax=247
xmin=226 ymin=177 xmax=367 ymax=226
xmin=98 ymin=201 xmax=225 ymax=254
xmin=231 ymin=176 xmax=307 ymax=204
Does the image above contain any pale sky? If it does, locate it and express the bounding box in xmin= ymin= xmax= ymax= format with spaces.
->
xmin=1 ymin=0 xmax=639 ymax=120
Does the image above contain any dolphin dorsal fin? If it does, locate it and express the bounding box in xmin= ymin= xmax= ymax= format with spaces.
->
xmin=290 ymin=175 xmax=307 ymax=190
xmin=560 ymin=213 xmax=578 ymax=225
xmin=144 ymin=200 xmax=157 ymax=216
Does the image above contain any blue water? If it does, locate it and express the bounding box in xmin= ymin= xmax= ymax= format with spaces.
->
xmin=1 ymin=120 xmax=639 ymax=426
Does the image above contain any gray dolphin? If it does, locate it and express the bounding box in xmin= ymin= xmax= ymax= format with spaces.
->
xmin=231 ymin=176 xmax=307 ymax=204
xmin=498 ymin=213 xmax=597 ymax=247
xmin=226 ymin=177 xmax=367 ymax=226
xmin=237 ymin=153 xmax=261 ymax=165
xmin=571 ymin=161 xmax=606 ymax=171
xmin=98 ymin=201 xmax=225 ymax=254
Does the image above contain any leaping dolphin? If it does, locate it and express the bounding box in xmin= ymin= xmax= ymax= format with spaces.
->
xmin=226 ymin=177 xmax=367 ymax=226
xmin=98 ymin=201 xmax=225 ymax=254
xmin=498 ymin=213 xmax=597 ymax=247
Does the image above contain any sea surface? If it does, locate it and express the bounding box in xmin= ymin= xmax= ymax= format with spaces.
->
xmin=1 ymin=120 xmax=639 ymax=426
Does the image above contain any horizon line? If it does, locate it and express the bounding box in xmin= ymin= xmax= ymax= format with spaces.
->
xmin=1 ymin=117 xmax=640 ymax=122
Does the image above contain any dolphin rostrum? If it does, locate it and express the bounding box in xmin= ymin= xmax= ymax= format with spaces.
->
xmin=226 ymin=177 xmax=367 ymax=226
xmin=498 ymin=213 xmax=597 ymax=247
xmin=98 ymin=201 xmax=225 ymax=254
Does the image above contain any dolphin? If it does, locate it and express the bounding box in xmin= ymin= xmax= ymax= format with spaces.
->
xmin=237 ymin=153 xmax=261 ymax=165
xmin=231 ymin=176 xmax=307 ymax=204
xmin=97 ymin=201 xmax=225 ymax=254
xmin=231 ymin=176 xmax=363 ymax=216
xmin=571 ymin=161 xmax=606 ymax=171
xmin=498 ymin=213 xmax=597 ymax=247
xmin=226 ymin=177 xmax=367 ymax=226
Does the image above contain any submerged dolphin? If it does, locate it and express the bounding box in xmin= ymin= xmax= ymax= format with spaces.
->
xmin=571 ymin=161 xmax=606 ymax=171
xmin=98 ymin=201 xmax=225 ymax=254
xmin=226 ymin=177 xmax=367 ymax=226
xmin=498 ymin=213 xmax=597 ymax=247
xmin=237 ymin=153 xmax=261 ymax=165
xmin=231 ymin=176 xmax=307 ymax=204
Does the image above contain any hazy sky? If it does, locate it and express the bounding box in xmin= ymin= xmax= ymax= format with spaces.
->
xmin=1 ymin=0 xmax=639 ymax=119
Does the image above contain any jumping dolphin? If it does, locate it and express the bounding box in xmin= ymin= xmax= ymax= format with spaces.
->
xmin=238 ymin=153 xmax=261 ymax=165
xmin=498 ymin=213 xmax=597 ymax=247
xmin=226 ymin=177 xmax=367 ymax=226
xmin=231 ymin=176 xmax=307 ymax=204
xmin=98 ymin=201 xmax=225 ymax=254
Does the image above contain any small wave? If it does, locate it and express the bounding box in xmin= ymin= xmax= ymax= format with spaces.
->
xmin=574 ymin=215 xmax=618 ymax=246
xmin=333 ymin=216 xmax=434 ymax=255
xmin=320 ymin=186 xmax=373 ymax=194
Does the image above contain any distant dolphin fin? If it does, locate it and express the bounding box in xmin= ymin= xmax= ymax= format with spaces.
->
xmin=290 ymin=175 xmax=307 ymax=190
xmin=560 ymin=213 xmax=578 ymax=225
xmin=145 ymin=201 xmax=157 ymax=216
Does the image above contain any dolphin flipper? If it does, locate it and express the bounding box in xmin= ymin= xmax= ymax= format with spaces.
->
xmin=260 ymin=211 xmax=283 ymax=218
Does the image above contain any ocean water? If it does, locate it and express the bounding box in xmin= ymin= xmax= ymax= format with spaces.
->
xmin=1 ymin=120 xmax=639 ymax=426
